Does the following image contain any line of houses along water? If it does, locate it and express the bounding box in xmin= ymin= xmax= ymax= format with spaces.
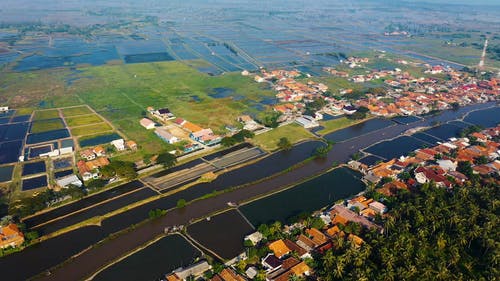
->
xmin=92 ymin=102 xmax=499 ymax=281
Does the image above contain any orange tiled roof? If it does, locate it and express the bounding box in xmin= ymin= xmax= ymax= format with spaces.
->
xmin=306 ymin=228 xmax=328 ymax=246
xmin=290 ymin=261 xmax=310 ymax=276
xmin=0 ymin=223 xmax=24 ymax=248
xmin=218 ymin=269 xmax=245 ymax=281
xmin=268 ymin=239 xmax=291 ymax=258
xmin=183 ymin=121 xmax=203 ymax=133
xmin=348 ymin=234 xmax=364 ymax=247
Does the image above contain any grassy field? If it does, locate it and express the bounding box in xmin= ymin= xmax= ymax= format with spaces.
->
xmin=14 ymin=108 xmax=34 ymax=116
xmin=60 ymin=60 xmax=277 ymax=155
xmin=30 ymin=119 xmax=66 ymax=133
xmin=62 ymin=106 xmax=93 ymax=117
xmin=316 ymin=116 xmax=371 ymax=135
xmin=65 ymin=114 xmax=104 ymax=127
xmin=0 ymin=68 xmax=82 ymax=109
xmin=71 ymin=123 xmax=113 ymax=137
xmin=251 ymin=123 xmax=315 ymax=151
xmin=33 ymin=109 xmax=60 ymax=120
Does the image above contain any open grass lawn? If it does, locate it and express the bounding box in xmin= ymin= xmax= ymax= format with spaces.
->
xmin=32 ymin=109 xmax=60 ymax=120
xmin=30 ymin=119 xmax=66 ymax=133
xmin=317 ymin=116 xmax=370 ymax=135
xmin=251 ymin=123 xmax=315 ymax=151
xmin=62 ymin=106 xmax=93 ymax=117
xmin=71 ymin=123 xmax=113 ymax=137
xmin=65 ymin=114 xmax=104 ymax=127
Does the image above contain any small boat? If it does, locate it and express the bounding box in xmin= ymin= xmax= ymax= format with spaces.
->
xmin=227 ymin=202 xmax=237 ymax=207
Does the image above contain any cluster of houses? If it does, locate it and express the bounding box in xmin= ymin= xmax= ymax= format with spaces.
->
xmin=350 ymin=66 xmax=499 ymax=117
xmin=76 ymin=139 xmax=136 ymax=181
xmin=164 ymin=261 xmax=246 ymax=281
xmin=351 ymin=124 xmax=500 ymax=195
xmin=0 ymin=223 xmax=24 ymax=249
xmin=341 ymin=56 xmax=370 ymax=68
xmin=235 ymin=195 xmax=385 ymax=281
xmin=253 ymin=69 xmax=328 ymax=103
xmin=142 ymin=107 xmax=222 ymax=152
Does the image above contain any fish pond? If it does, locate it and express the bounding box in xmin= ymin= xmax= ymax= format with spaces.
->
xmin=26 ymin=129 xmax=70 ymax=144
xmin=79 ymin=133 xmax=121 ymax=147
xmin=22 ymin=175 xmax=47 ymax=191
xmin=411 ymin=132 xmax=442 ymax=145
xmin=54 ymin=169 xmax=74 ymax=179
xmin=92 ymin=234 xmax=201 ymax=281
xmin=0 ymin=122 xmax=30 ymax=142
xmin=422 ymin=123 xmax=464 ymax=141
xmin=364 ymin=136 xmax=427 ymax=160
xmin=464 ymin=106 xmax=500 ymax=128
xmin=392 ymin=115 xmax=421 ymax=125
xmin=22 ymin=161 xmax=46 ymax=176
xmin=323 ymin=119 xmax=395 ymax=142
xmin=28 ymin=145 xmax=52 ymax=158
xmin=358 ymin=155 xmax=385 ymax=166
xmin=0 ymin=140 xmax=23 ymax=165
xmin=187 ymin=209 xmax=254 ymax=260
xmin=240 ymin=167 xmax=365 ymax=226
xmin=0 ymin=165 xmax=14 ymax=182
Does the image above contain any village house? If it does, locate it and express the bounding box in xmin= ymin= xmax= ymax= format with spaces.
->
xmin=0 ymin=106 xmax=9 ymax=112
xmin=262 ymin=254 xmax=283 ymax=272
xmin=245 ymin=231 xmax=264 ymax=246
xmin=165 ymin=261 xmax=211 ymax=281
xmin=210 ymin=268 xmax=246 ymax=281
xmin=80 ymin=149 xmax=96 ymax=161
xmin=93 ymin=146 xmax=106 ymax=157
xmin=126 ymin=140 xmax=137 ymax=150
xmin=56 ymin=174 xmax=83 ymax=189
xmin=140 ymin=118 xmax=156 ymax=129
xmin=77 ymin=158 xmax=110 ymax=181
xmin=330 ymin=205 xmax=383 ymax=233
xmin=266 ymin=257 xmax=311 ymax=281
xmin=153 ymin=108 xmax=175 ymax=120
xmin=111 ymin=139 xmax=126 ymax=151
xmin=0 ymin=223 xmax=24 ymax=249
xmin=268 ymin=239 xmax=291 ymax=259
xmin=295 ymin=115 xmax=319 ymax=128
xmin=155 ymin=128 xmax=179 ymax=144
xmin=190 ymin=128 xmax=221 ymax=145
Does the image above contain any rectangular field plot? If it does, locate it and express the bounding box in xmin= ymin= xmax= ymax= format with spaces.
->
xmin=71 ymin=123 xmax=113 ymax=137
xmin=0 ymin=165 xmax=14 ymax=182
xmin=33 ymin=110 xmax=60 ymax=120
xmin=61 ymin=106 xmax=93 ymax=117
xmin=79 ymin=133 xmax=121 ymax=147
xmin=26 ymin=129 xmax=70 ymax=144
xmin=65 ymin=114 xmax=104 ymax=127
xmin=30 ymin=118 xmax=66 ymax=133
xmin=22 ymin=161 xmax=46 ymax=176
xmin=22 ymin=175 xmax=47 ymax=191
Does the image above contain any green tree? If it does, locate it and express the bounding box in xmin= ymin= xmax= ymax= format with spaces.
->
xmin=157 ymin=152 xmax=177 ymax=168
xmin=277 ymin=137 xmax=292 ymax=151
xmin=176 ymin=199 xmax=186 ymax=208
